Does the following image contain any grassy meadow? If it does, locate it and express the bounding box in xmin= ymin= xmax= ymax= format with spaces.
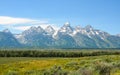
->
xmin=0 ymin=50 xmax=120 ymax=75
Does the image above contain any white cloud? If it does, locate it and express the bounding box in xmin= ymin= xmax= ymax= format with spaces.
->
xmin=0 ymin=16 xmax=47 ymax=25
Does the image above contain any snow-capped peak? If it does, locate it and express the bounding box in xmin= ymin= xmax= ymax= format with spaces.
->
xmin=37 ymin=26 xmax=44 ymax=33
xmin=59 ymin=22 xmax=73 ymax=34
xmin=30 ymin=26 xmax=37 ymax=30
xmin=75 ymin=26 xmax=82 ymax=32
xmin=45 ymin=25 xmax=55 ymax=32
xmin=22 ymin=26 xmax=45 ymax=36
xmin=26 ymin=26 xmax=44 ymax=33
xmin=85 ymin=25 xmax=93 ymax=31
xmin=25 ymin=26 xmax=37 ymax=33
xmin=64 ymin=22 xmax=70 ymax=27
xmin=72 ymin=26 xmax=82 ymax=35
xmin=20 ymin=23 xmax=111 ymax=41
xmin=45 ymin=25 xmax=55 ymax=35
xmin=75 ymin=26 xmax=81 ymax=29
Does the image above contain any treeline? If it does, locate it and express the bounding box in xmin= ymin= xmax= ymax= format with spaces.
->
xmin=0 ymin=50 xmax=120 ymax=57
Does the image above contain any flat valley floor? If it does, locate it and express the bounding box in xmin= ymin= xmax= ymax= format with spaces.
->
xmin=0 ymin=55 xmax=120 ymax=75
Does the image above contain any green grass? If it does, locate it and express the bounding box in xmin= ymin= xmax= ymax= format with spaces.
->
xmin=0 ymin=57 xmax=53 ymax=64
xmin=0 ymin=55 xmax=120 ymax=75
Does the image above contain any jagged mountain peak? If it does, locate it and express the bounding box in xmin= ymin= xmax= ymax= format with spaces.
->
xmin=85 ymin=25 xmax=93 ymax=31
xmin=75 ymin=26 xmax=83 ymax=31
xmin=37 ymin=26 xmax=42 ymax=29
xmin=72 ymin=26 xmax=83 ymax=35
xmin=28 ymin=26 xmax=44 ymax=31
xmin=22 ymin=26 xmax=45 ymax=36
xmin=45 ymin=25 xmax=55 ymax=35
xmin=36 ymin=26 xmax=44 ymax=33
xmin=59 ymin=22 xmax=73 ymax=34
xmin=75 ymin=26 xmax=81 ymax=29
xmin=29 ymin=26 xmax=37 ymax=30
xmin=85 ymin=25 xmax=93 ymax=28
xmin=45 ymin=25 xmax=54 ymax=30
xmin=64 ymin=22 xmax=70 ymax=27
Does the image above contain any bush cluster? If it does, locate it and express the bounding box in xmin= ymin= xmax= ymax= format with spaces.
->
xmin=0 ymin=50 xmax=120 ymax=57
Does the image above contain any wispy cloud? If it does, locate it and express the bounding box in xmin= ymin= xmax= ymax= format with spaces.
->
xmin=0 ymin=16 xmax=59 ymax=33
xmin=0 ymin=16 xmax=48 ymax=25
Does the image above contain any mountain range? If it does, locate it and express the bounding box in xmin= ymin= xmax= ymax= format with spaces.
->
xmin=0 ymin=22 xmax=120 ymax=48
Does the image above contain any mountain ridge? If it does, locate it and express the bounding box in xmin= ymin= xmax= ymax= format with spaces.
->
xmin=0 ymin=22 xmax=120 ymax=48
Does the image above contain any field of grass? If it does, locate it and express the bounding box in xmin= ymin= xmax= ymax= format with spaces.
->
xmin=0 ymin=55 xmax=120 ymax=75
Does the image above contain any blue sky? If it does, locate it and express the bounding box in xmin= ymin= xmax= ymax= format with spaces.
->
xmin=0 ymin=0 xmax=120 ymax=34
